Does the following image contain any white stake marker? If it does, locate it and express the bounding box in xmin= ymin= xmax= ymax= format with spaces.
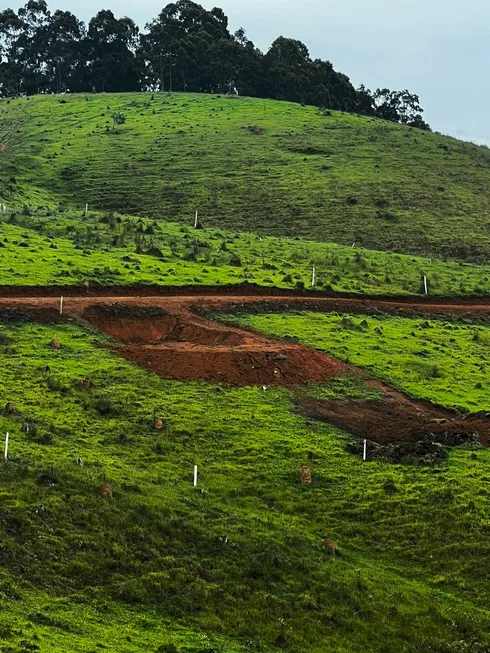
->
xmin=4 ymin=432 xmax=9 ymax=461
xmin=363 ymin=439 xmax=367 ymax=462
xmin=193 ymin=464 xmax=198 ymax=487
xmin=194 ymin=211 xmax=198 ymax=228
xmin=311 ymin=266 xmax=316 ymax=287
xmin=60 ymin=296 xmax=64 ymax=315
xmin=85 ymin=203 xmax=88 ymax=217
xmin=424 ymin=275 xmax=428 ymax=295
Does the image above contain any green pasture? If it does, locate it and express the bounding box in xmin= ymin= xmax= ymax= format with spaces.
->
xmin=1 ymin=210 xmax=490 ymax=295
xmin=2 ymin=93 xmax=490 ymax=260
xmin=0 ymin=319 xmax=490 ymax=651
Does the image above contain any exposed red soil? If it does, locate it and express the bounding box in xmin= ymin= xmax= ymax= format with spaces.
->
xmin=82 ymin=304 xmax=347 ymax=385
xmin=0 ymin=282 xmax=489 ymax=305
xmin=0 ymin=288 xmax=489 ymax=450
xmin=119 ymin=343 xmax=345 ymax=385
xmin=2 ymin=290 xmax=490 ymax=321
xmin=303 ymin=394 xmax=490 ymax=446
xmin=84 ymin=311 xmax=253 ymax=347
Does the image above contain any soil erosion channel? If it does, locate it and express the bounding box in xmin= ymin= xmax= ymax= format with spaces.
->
xmin=1 ymin=290 xmax=489 ymax=454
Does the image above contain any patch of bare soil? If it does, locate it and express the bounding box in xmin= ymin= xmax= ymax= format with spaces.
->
xmin=117 ymin=343 xmax=346 ymax=385
xmin=83 ymin=304 xmax=348 ymax=386
xmin=0 ymin=292 xmax=488 ymax=460
xmin=302 ymin=395 xmax=489 ymax=463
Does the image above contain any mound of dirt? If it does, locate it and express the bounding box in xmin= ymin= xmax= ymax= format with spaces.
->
xmin=346 ymin=435 xmax=476 ymax=465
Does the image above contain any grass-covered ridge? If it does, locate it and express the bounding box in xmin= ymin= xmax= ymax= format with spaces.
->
xmin=227 ymin=311 xmax=490 ymax=412
xmin=2 ymin=209 xmax=490 ymax=295
xmin=1 ymin=319 xmax=490 ymax=651
xmin=2 ymin=93 xmax=490 ymax=260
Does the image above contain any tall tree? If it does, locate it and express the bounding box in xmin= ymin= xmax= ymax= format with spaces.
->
xmin=16 ymin=0 xmax=50 ymax=94
xmin=262 ymin=37 xmax=312 ymax=103
xmin=42 ymin=10 xmax=86 ymax=93
xmin=0 ymin=8 xmax=25 ymax=95
xmin=87 ymin=10 xmax=140 ymax=92
xmin=141 ymin=0 xmax=232 ymax=92
xmin=373 ymin=88 xmax=430 ymax=129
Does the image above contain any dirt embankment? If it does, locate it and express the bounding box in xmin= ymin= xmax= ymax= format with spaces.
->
xmin=303 ymin=394 xmax=490 ymax=445
xmin=1 ymin=282 xmax=490 ymax=306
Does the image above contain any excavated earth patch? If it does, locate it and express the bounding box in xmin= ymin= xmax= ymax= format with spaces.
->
xmin=303 ymin=396 xmax=490 ymax=444
xmin=302 ymin=389 xmax=490 ymax=463
xmin=83 ymin=304 xmax=348 ymax=386
xmin=1 ymin=292 xmax=488 ymax=459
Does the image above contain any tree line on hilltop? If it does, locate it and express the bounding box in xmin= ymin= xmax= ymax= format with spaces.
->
xmin=0 ymin=0 xmax=430 ymax=129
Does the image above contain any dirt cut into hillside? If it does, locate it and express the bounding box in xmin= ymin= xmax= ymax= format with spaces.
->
xmin=1 ymin=292 xmax=488 ymax=456
xmin=303 ymin=384 xmax=490 ymax=448
xmin=83 ymin=303 xmax=348 ymax=386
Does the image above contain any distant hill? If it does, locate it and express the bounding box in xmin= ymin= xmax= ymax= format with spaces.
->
xmin=2 ymin=92 xmax=490 ymax=261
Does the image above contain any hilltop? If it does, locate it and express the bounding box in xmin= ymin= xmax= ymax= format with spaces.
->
xmin=2 ymin=93 xmax=490 ymax=261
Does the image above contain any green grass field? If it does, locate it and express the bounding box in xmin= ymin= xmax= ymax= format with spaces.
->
xmin=2 ymin=209 xmax=490 ymax=295
xmin=226 ymin=311 xmax=490 ymax=411
xmin=2 ymin=93 xmax=490 ymax=260
xmin=3 ymin=89 xmax=490 ymax=652
xmin=1 ymin=319 xmax=490 ymax=652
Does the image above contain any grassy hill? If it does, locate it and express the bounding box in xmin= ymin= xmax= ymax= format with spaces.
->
xmin=3 ymin=91 xmax=490 ymax=652
xmin=2 ymin=318 xmax=490 ymax=652
xmin=2 ymin=93 xmax=490 ymax=261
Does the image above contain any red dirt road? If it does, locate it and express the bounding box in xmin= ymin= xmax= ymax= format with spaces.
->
xmin=1 ymin=289 xmax=490 ymax=317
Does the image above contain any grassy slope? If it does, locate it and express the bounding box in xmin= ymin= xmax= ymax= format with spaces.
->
xmin=2 ymin=210 xmax=490 ymax=295
xmin=228 ymin=311 xmax=490 ymax=412
xmin=1 ymin=320 xmax=490 ymax=652
xmin=2 ymin=90 xmax=490 ymax=653
xmin=2 ymin=93 xmax=490 ymax=260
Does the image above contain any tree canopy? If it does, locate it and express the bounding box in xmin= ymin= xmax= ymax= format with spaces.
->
xmin=0 ymin=0 xmax=430 ymax=129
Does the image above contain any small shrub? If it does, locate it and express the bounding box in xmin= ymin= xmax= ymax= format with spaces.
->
xmin=94 ymin=396 xmax=118 ymax=416
xmin=46 ymin=376 xmax=70 ymax=394
xmin=110 ymin=112 xmax=126 ymax=129
xmin=229 ymin=252 xmax=242 ymax=266
xmin=156 ymin=644 xmax=178 ymax=653
xmin=430 ymin=364 xmax=441 ymax=379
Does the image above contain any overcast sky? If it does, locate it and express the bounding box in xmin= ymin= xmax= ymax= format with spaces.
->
xmin=49 ymin=0 xmax=489 ymax=144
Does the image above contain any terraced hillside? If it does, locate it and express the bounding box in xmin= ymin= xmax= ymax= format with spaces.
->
xmin=2 ymin=93 xmax=490 ymax=260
